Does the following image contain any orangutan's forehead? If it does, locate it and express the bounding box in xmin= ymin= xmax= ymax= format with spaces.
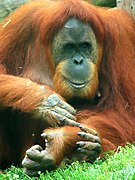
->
xmin=64 ymin=17 xmax=88 ymax=29
xmin=59 ymin=17 xmax=94 ymax=42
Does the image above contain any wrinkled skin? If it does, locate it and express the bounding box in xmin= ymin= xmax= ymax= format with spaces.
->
xmin=22 ymin=125 xmax=101 ymax=176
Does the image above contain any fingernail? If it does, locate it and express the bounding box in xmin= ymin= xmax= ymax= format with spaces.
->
xmin=41 ymin=133 xmax=47 ymax=139
xmin=78 ymin=132 xmax=85 ymax=136
xmin=76 ymin=142 xmax=84 ymax=147
xmin=79 ymin=125 xmax=85 ymax=131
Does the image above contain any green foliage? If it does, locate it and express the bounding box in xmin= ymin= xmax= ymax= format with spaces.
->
xmin=0 ymin=145 xmax=135 ymax=180
xmin=92 ymin=0 xmax=116 ymax=7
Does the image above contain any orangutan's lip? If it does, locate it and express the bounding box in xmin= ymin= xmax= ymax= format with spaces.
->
xmin=68 ymin=80 xmax=88 ymax=89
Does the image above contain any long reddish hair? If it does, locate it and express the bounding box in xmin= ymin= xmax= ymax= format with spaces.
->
xmin=0 ymin=0 xmax=135 ymax=118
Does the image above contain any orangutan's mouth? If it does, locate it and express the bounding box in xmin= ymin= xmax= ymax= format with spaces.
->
xmin=68 ymin=80 xmax=88 ymax=89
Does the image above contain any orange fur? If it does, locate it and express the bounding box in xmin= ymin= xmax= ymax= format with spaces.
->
xmin=0 ymin=0 xmax=135 ymax=170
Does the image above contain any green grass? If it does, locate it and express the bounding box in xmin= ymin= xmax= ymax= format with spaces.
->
xmin=0 ymin=145 xmax=135 ymax=180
